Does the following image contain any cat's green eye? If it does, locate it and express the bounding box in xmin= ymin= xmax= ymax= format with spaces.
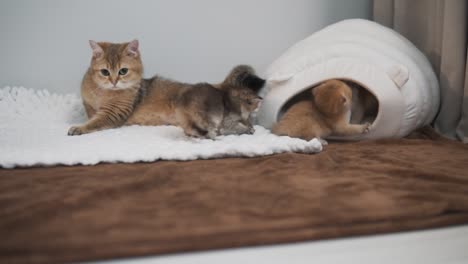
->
xmin=100 ymin=69 xmax=110 ymax=76
xmin=119 ymin=68 xmax=128 ymax=76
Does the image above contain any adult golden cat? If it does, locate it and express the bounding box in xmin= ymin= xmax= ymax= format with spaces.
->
xmin=68 ymin=40 xmax=263 ymax=138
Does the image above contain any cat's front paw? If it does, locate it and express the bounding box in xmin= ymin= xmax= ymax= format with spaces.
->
xmin=246 ymin=126 xmax=255 ymax=135
xmin=206 ymin=130 xmax=218 ymax=140
xmin=362 ymin=122 xmax=372 ymax=134
xmin=68 ymin=126 xmax=85 ymax=136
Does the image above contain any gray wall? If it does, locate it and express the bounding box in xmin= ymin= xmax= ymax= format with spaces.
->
xmin=0 ymin=0 xmax=371 ymax=94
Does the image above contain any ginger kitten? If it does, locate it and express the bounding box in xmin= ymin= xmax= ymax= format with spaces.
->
xmin=68 ymin=40 xmax=264 ymax=138
xmin=272 ymin=79 xmax=370 ymax=143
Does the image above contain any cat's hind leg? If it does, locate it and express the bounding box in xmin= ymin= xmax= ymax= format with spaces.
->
xmin=175 ymin=109 xmax=208 ymax=138
xmin=175 ymin=109 xmax=220 ymax=139
xmin=181 ymin=103 xmax=224 ymax=139
xmin=206 ymin=112 xmax=224 ymax=139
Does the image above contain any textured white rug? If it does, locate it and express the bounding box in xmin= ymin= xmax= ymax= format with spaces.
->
xmin=0 ymin=87 xmax=322 ymax=168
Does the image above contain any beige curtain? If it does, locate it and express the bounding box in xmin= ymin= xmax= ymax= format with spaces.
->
xmin=373 ymin=0 xmax=468 ymax=142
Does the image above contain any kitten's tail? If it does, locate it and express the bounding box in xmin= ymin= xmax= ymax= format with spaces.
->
xmin=221 ymin=65 xmax=265 ymax=92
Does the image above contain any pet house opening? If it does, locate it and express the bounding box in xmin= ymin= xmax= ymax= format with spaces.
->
xmin=277 ymin=79 xmax=379 ymax=125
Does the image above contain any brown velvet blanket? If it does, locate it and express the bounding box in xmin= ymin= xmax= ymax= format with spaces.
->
xmin=1 ymin=129 xmax=468 ymax=264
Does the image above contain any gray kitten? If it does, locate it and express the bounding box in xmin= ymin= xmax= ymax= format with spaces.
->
xmin=220 ymin=87 xmax=262 ymax=135
xmin=175 ymin=81 xmax=262 ymax=138
xmin=217 ymin=65 xmax=264 ymax=135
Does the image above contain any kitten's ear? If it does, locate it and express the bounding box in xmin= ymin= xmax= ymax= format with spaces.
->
xmin=127 ymin=39 xmax=139 ymax=57
xmin=89 ymin=40 xmax=103 ymax=59
xmin=311 ymin=86 xmax=320 ymax=97
xmin=312 ymin=81 xmax=331 ymax=98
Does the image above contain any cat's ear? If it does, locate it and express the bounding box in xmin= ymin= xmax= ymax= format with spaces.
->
xmin=127 ymin=39 xmax=139 ymax=57
xmin=311 ymin=86 xmax=320 ymax=97
xmin=89 ymin=40 xmax=103 ymax=59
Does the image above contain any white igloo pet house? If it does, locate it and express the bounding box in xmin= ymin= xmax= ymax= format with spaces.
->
xmin=257 ymin=19 xmax=440 ymax=140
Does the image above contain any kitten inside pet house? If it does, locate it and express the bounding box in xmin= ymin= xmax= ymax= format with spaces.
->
xmin=272 ymin=79 xmax=374 ymax=144
xmin=68 ymin=39 xmax=263 ymax=138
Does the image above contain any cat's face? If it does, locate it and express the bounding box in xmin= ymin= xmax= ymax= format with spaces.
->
xmin=232 ymin=88 xmax=262 ymax=118
xmin=313 ymin=80 xmax=352 ymax=116
xmin=89 ymin=40 xmax=143 ymax=90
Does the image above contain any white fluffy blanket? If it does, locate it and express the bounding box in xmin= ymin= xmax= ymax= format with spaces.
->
xmin=0 ymin=87 xmax=322 ymax=168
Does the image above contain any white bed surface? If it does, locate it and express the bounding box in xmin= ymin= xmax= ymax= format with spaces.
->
xmin=89 ymin=224 xmax=468 ymax=264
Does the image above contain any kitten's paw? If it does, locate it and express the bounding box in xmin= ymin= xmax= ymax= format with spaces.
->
xmin=317 ymin=138 xmax=328 ymax=145
xmin=362 ymin=122 xmax=372 ymax=133
xmin=246 ymin=126 xmax=255 ymax=135
xmin=207 ymin=130 xmax=218 ymax=140
xmin=68 ymin=126 xmax=84 ymax=136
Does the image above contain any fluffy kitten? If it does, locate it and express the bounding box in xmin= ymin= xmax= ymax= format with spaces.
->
xmin=272 ymin=79 xmax=371 ymax=143
xmin=68 ymin=40 xmax=264 ymax=138
xmin=217 ymin=65 xmax=263 ymax=135
xmin=218 ymin=88 xmax=261 ymax=135
xmin=173 ymin=80 xmax=262 ymax=138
